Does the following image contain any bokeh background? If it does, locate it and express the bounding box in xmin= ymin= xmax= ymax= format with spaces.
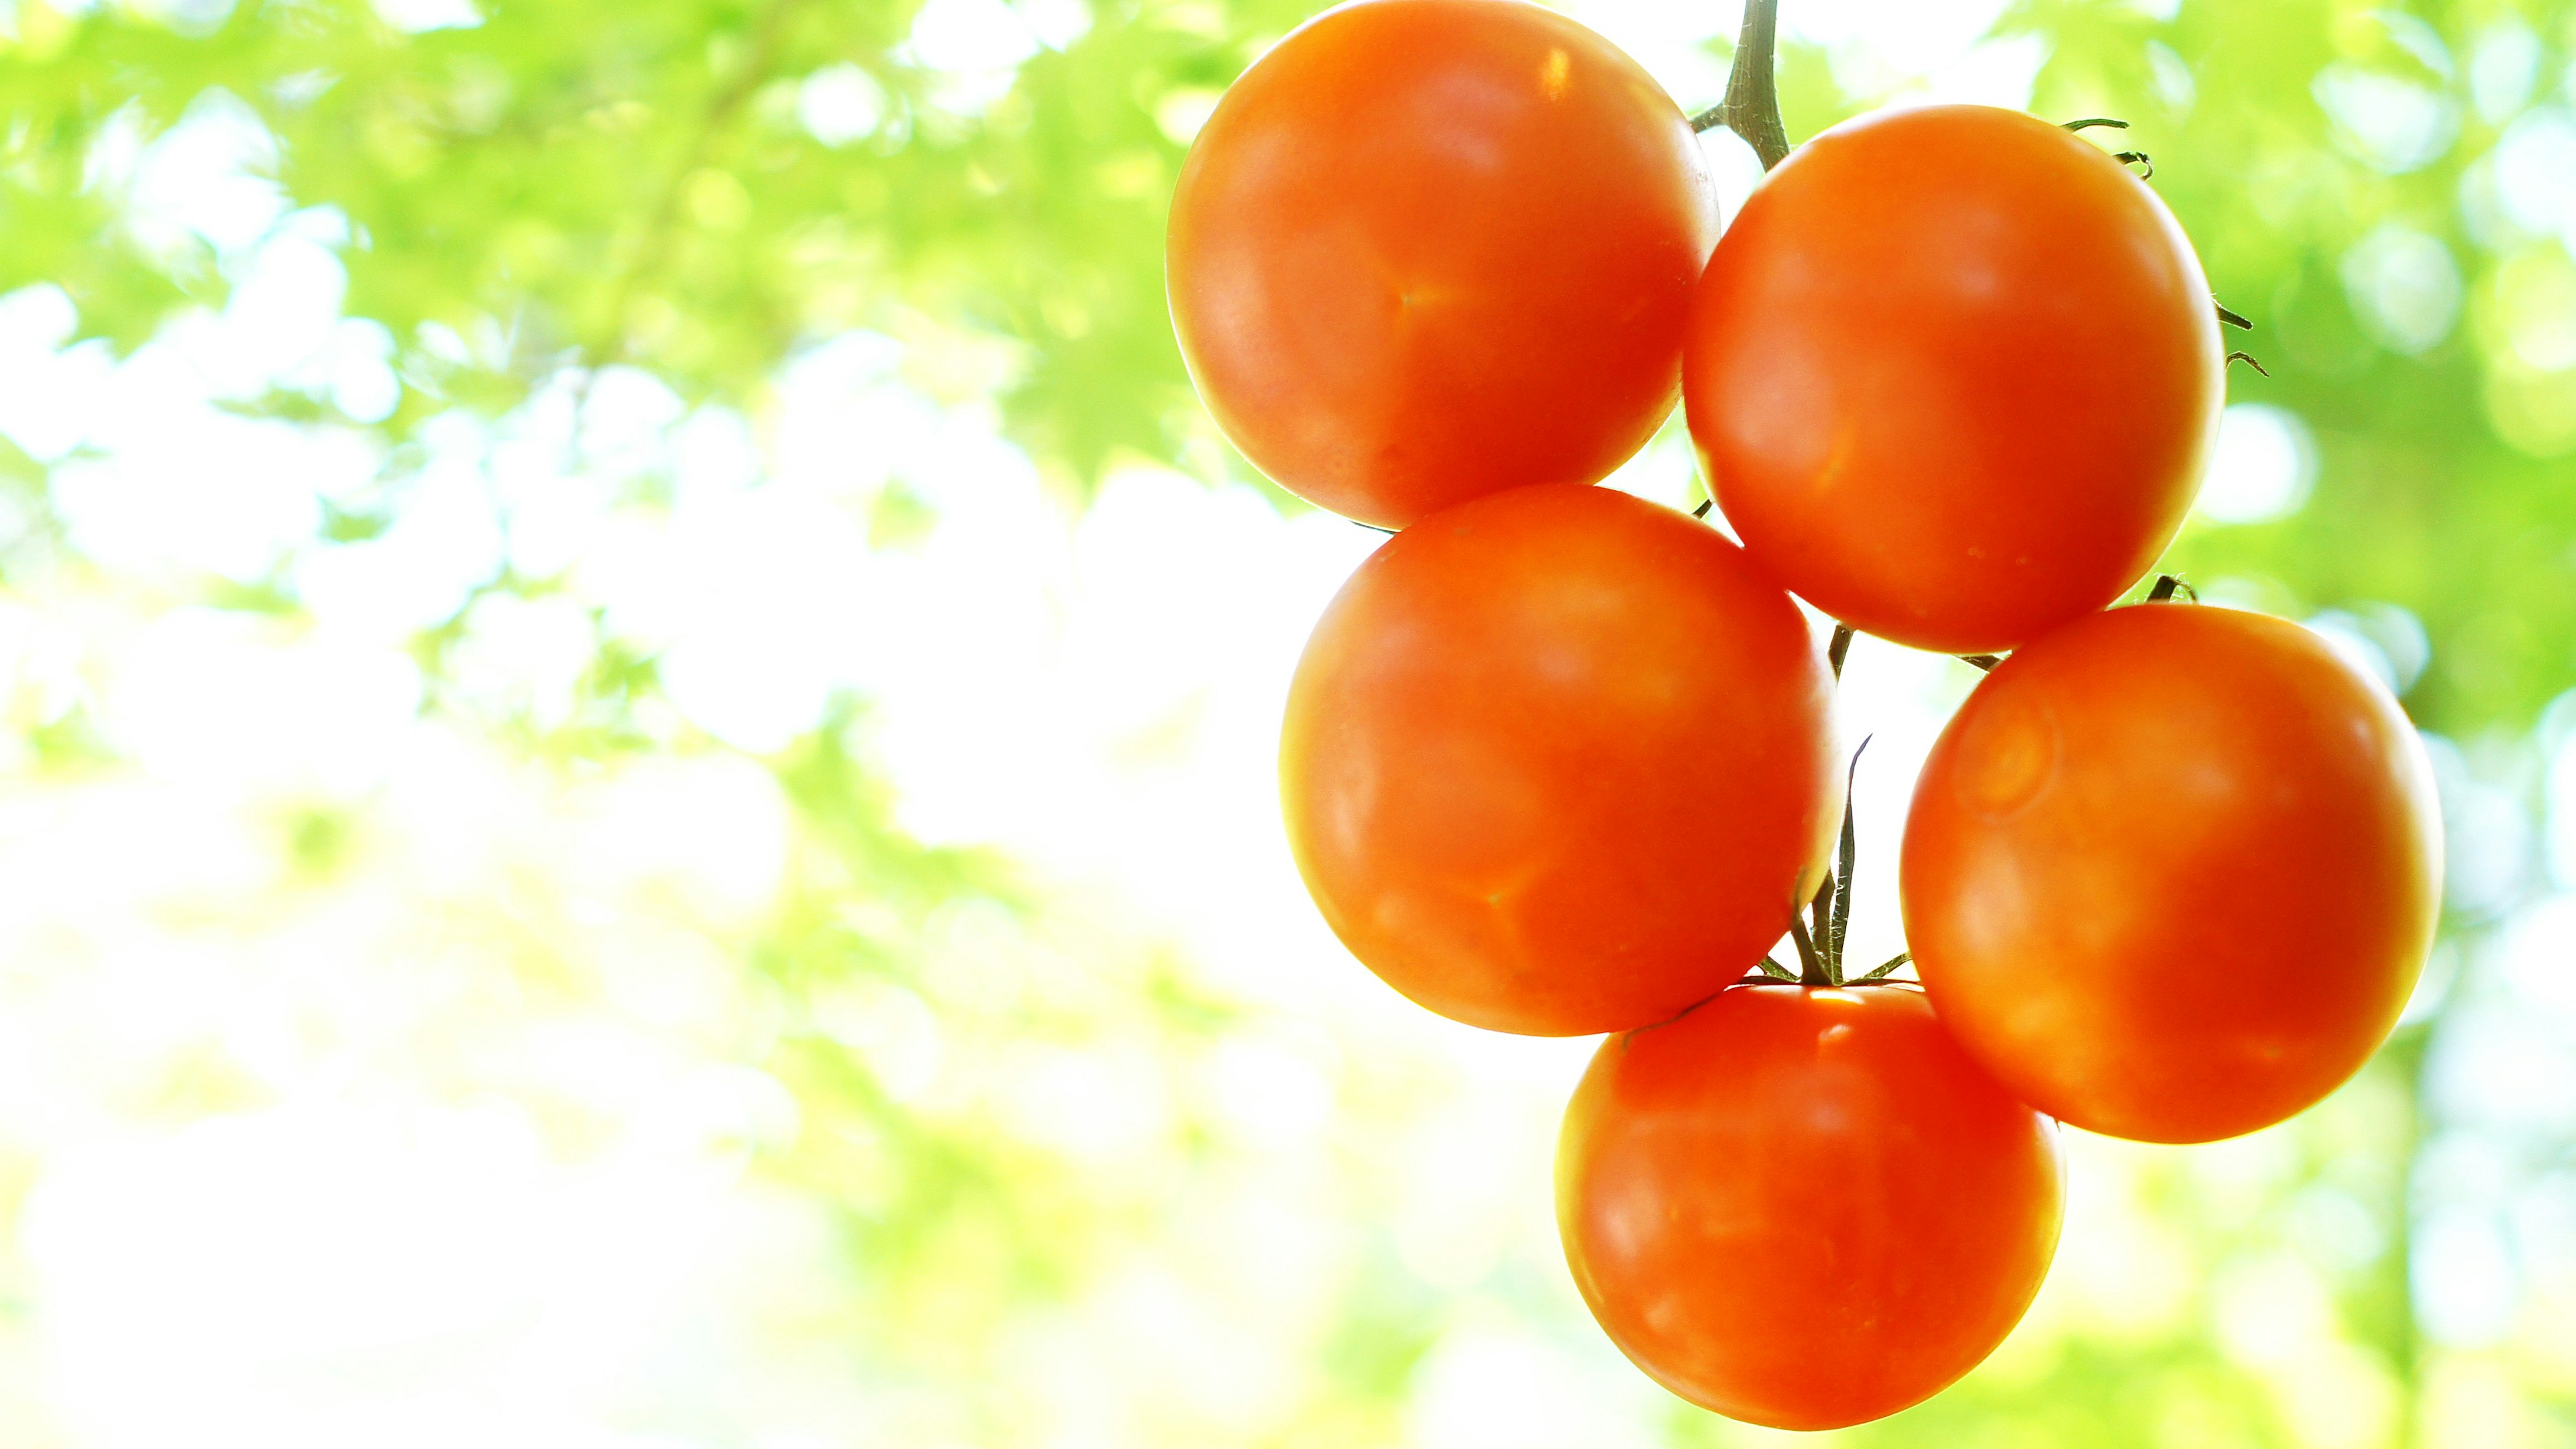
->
xmin=0 ymin=0 xmax=2568 ymax=1443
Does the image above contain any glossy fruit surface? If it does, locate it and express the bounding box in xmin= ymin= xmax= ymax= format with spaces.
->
xmin=1558 ymin=985 xmax=2063 ymax=1430
xmin=1281 ymin=484 xmax=1835 ymax=1036
xmin=1902 ymin=603 xmax=2443 ymax=1144
xmin=1169 ymin=0 xmax=1717 ymax=529
xmin=1684 ymin=104 xmax=2222 ymax=654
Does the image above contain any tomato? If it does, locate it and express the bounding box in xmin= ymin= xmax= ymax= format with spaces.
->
xmin=1167 ymin=0 xmax=1717 ymax=530
xmin=1901 ymin=603 xmax=2443 ymax=1144
xmin=1558 ymin=983 xmax=2063 ymax=1430
xmin=1280 ymin=484 xmax=1836 ymax=1036
xmin=1683 ymin=105 xmax=2222 ymax=655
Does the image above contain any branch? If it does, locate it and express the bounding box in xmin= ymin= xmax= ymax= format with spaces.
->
xmin=1688 ymin=0 xmax=1788 ymax=170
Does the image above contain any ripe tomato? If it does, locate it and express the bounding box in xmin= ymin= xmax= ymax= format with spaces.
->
xmin=1280 ymin=484 xmax=1836 ymax=1036
xmin=1168 ymin=0 xmax=1717 ymax=530
xmin=1902 ymin=603 xmax=2443 ymax=1144
xmin=1684 ymin=105 xmax=2222 ymax=655
xmin=1558 ymin=984 xmax=2063 ymax=1430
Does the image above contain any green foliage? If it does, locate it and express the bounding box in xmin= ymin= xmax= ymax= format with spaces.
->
xmin=0 ymin=0 xmax=1317 ymax=481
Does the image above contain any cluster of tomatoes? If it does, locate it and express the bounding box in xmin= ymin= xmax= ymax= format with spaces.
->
xmin=1167 ymin=0 xmax=2444 ymax=1430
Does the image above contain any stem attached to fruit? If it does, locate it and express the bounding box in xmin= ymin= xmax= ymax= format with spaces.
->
xmin=1682 ymin=0 xmax=1864 ymax=987
xmin=1787 ymin=906 xmax=1831 ymax=986
xmin=1686 ymin=0 xmax=1789 ymax=171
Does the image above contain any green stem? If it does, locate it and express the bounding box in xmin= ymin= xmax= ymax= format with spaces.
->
xmin=1787 ymin=908 xmax=1830 ymax=987
xmin=1687 ymin=0 xmax=1788 ymax=170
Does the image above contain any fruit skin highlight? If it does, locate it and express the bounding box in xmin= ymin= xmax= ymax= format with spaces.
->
xmin=1557 ymin=984 xmax=2065 ymax=1432
xmin=1686 ymin=104 xmax=2222 ymax=655
xmin=1280 ymin=484 xmax=1837 ymax=1036
xmin=1902 ymin=602 xmax=2444 ymax=1144
xmin=1169 ymin=0 xmax=1717 ymax=530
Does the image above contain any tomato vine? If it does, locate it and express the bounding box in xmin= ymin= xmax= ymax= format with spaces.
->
xmin=1686 ymin=0 xmax=1788 ymax=170
xmin=1178 ymin=0 xmax=2451 ymax=1426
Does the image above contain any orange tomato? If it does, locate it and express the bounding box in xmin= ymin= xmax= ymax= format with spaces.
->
xmin=1558 ymin=984 xmax=2064 ymax=1430
xmin=1685 ymin=105 xmax=2222 ymax=654
xmin=1280 ymin=484 xmax=1835 ymax=1035
xmin=1169 ymin=0 xmax=1717 ymax=529
xmin=1902 ymin=602 xmax=2443 ymax=1143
